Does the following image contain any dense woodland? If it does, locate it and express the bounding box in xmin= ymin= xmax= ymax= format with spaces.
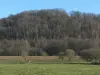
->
xmin=0 ymin=9 xmax=100 ymax=60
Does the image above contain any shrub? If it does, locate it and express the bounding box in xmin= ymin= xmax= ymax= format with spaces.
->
xmin=80 ymin=49 xmax=93 ymax=62
xmin=66 ymin=49 xmax=75 ymax=61
xmin=80 ymin=48 xmax=100 ymax=64
xmin=44 ymin=39 xmax=67 ymax=56
xmin=58 ymin=56 xmax=64 ymax=60
xmin=67 ymin=38 xmax=93 ymax=55
xmin=40 ymin=51 xmax=48 ymax=56
xmin=29 ymin=37 xmax=48 ymax=48
xmin=12 ymin=39 xmax=31 ymax=56
xmin=29 ymin=48 xmax=46 ymax=56
xmin=58 ymin=52 xmax=65 ymax=60
xmin=0 ymin=39 xmax=31 ymax=56
xmin=0 ymin=39 xmax=12 ymax=55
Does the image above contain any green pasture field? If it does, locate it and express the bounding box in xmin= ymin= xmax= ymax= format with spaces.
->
xmin=0 ymin=56 xmax=98 ymax=75
xmin=0 ymin=64 xmax=99 ymax=75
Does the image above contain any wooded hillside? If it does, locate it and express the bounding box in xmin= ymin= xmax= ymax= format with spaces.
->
xmin=0 ymin=9 xmax=100 ymax=56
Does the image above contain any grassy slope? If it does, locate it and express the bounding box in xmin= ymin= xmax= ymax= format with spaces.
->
xmin=0 ymin=64 xmax=99 ymax=75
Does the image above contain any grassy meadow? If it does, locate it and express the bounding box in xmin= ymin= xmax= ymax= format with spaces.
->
xmin=0 ymin=56 xmax=98 ymax=75
xmin=0 ymin=64 xmax=99 ymax=75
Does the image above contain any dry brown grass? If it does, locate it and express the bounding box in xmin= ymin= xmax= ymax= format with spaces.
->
xmin=0 ymin=56 xmax=59 ymax=60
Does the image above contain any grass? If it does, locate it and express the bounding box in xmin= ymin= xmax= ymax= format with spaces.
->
xmin=0 ymin=64 xmax=99 ymax=75
xmin=0 ymin=56 xmax=98 ymax=75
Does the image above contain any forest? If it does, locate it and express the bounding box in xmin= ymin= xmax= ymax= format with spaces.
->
xmin=0 ymin=9 xmax=100 ymax=61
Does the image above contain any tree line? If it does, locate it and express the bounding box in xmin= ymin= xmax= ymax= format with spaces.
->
xmin=0 ymin=9 xmax=100 ymax=61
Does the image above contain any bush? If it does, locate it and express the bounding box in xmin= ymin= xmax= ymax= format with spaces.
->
xmin=0 ymin=39 xmax=12 ymax=55
xmin=29 ymin=37 xmax=48 ymax=48
xmin=44 ymin=39 xmax=67 ymax=56
xmin=0 ymin=39 xmax=31 ymax=56
xmin=58 ymin=55 xmax=64 ymax=60
xmin=66 ymin=49 xmax=75 ymax=61
xmin=29 ymin=48 xmax=48 ymax=56
xmin=80 ymin=49 xmax=93 ymax=62
xmin=67 ymin=38 xmax=93 ymax=55
xmin=11 ymin=39 xmax=31 ymax=56
xmin=80 ymin=48 xmax=100 ymax=64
